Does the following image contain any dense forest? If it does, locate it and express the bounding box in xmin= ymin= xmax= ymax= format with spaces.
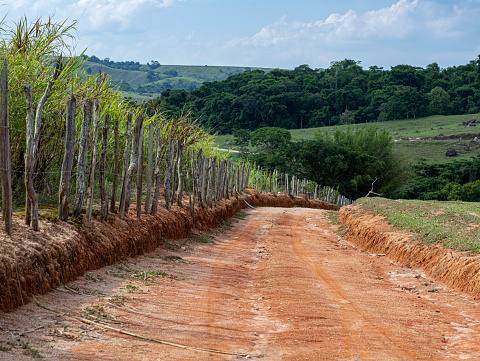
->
xmin=144 ymin=58 xmax=480 ymax=134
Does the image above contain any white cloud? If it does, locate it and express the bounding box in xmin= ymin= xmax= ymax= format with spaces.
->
xmin=235 ymin=0 xmax=420 ymax=49
xmin=74 ymin=0 xmax=184 ymax=31
xmin=223 ymin=0 xmax=480 ymax=68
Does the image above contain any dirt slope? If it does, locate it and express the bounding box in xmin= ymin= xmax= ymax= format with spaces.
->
xmin=2 ymin=207 xmax=480 ymax=360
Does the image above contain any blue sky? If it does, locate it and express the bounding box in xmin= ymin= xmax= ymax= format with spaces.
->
xmin=3 ymin=0 xmax=480 ymax=70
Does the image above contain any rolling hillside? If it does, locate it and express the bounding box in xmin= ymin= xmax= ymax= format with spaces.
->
xmin=81 ymin=59 xmax=270 ymax=103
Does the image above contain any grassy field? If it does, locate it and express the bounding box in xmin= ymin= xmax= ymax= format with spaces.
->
xmin=353 ymin=197 xmax=480 ymax=253
xmin=215 ymin=114 xmax=480 ymax=165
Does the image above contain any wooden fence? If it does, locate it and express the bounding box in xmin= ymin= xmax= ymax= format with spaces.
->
xmin=0 ymin=61 xmax=352 ymax=236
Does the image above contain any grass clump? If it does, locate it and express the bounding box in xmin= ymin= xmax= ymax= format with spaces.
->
xmin=188 ymin=233 xmax=215 ymax=243
xmin=355 ymin=197 xmax=480 ymax=253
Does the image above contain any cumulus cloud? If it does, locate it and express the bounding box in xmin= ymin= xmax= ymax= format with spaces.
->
xmin=5 ymin=0 xmax=184 ymax=32
xmin=73 ymin=0 xmax=184 ymax=31
xmin=224 ymin=0 xmax=480 ymax=68
xmin=236 ymin=0 xmax=420 ymax=49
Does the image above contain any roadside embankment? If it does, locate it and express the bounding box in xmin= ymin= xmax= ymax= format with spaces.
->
xmin=0 ymin=190 xmax=337 ymax=312
xmin=340 ymin=205 xmax=480 ymax=299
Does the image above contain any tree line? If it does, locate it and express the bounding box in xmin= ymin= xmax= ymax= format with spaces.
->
xmin=143 ymin=58 xmax=480 ymax=133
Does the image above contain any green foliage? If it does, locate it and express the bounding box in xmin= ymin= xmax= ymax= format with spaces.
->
xmin=232 ymin=129 xmax=251 ymax=153
xmin=250 ymin=127 xmax=291 ymax=151
xmin=315 ymin=127 xmax=406 ymax=197
xmin=146 ymin=56 xmax=480 ymax=133
xmin=249 ymin=127 xmax=404 ymax=200
xmin=428 ymin=86 xmax=452 ymax=115
xmin=395 ymin=158 xmax=480 ymax=201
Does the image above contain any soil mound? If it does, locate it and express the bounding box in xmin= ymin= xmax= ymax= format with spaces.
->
xmin=0 ymin=190 xmax=336 ymax=312
xmin=340 ymin=205 xmax=480 ymax=299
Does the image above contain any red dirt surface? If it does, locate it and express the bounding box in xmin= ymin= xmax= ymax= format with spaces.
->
xmin=2 ymin=207 xmax=480 ymax=360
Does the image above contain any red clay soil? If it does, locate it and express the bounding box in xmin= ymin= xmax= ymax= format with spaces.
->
xmin=0 ymin=189 xmax=336 ymax=313
xmin=340 ymin=205 xmax=480 ymax=299
xmin=2 ymin=206 xmax=480 ymax=360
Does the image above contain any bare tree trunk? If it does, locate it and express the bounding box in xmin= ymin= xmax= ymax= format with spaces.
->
xmin=110 ymin=118 xmax=119 ymax=212
xmin=73 ymin=99 xmax=93 ymax=218
xmin=58 ymin=95 xmax=76 ymax=221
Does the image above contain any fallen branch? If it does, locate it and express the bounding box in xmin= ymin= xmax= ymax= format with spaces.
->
xmin=236 ymin=191 xmax=255 ymax=209
xmin=365 ymin=177 xmax=384 ymax=198
xmin=34 ymin=297 xmax=257 ymax=358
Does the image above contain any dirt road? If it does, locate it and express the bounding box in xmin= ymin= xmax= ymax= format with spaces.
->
xmin=2 ymin=207 xmax=480 ymax=360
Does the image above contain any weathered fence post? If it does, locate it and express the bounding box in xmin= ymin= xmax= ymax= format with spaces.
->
xmin=190 ymin=149 xmax=196 ymax=217
xmin=0 ymin=60 xmax=12 ymax=236
xmin=124 ymin=113 xmax=144 ymax=213
xmin=99 ymin=112 xmax=110 ymax=221
xmin=145 ymin=122 xmax=154 ymax=214
xmin=195 ymin=149 xmax=203 ymax=206
xmin=110 ymin=118 xmax=120 ymax=213
xmin=176 ymin=139 xmax=184 ymax=207
xmin=58 ymin=95 xmax=76 ymax=221
xmin=164 ymin=139 xmax=175 ymax=211
xmin=23 ymin=83 xmax=36 ymax=227
xmin=86 ymin=99 xmax=101 ymax=222
xmin=24 ymin=80 xmax=53 ymax=231
xmin=119 ymin=113 xmax=133 ymax=219
xmin=136 ymin=125 xmax=144 ymax=220
xmin=73 ymin=99 xmax=93 ymax=218
xmin=150 ymin=127 xmax=163 ymax=215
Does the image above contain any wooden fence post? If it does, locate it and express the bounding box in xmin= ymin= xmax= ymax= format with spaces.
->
xmin=99 ymin=112 xmax=110 ymax=221
xmin=86 ymin=99 xmax=101 ymax=222
xmin=164 ymin=139 xmax=175 ymax=211
xmin=58 ymin=95 xmax=76 ymax=221
xmin=0 ymin=60 xmax=12 ymax=236
xmin=73 ymin=99 xmax=93 ymax=218
xmin=195 ymin=149 xmax=203 ymax=206
xmin=190 ymin=149 xmax=196 ymax=217
xmin=136 ymin=125 xmax=144 ymax=220
xmin=145 ymin=122 xmax=154 ymax=214
xmin=176 ymin=140 xmax=184 ymax=207
xmin=24 ymin=80 xmax=53 ymax=231
xmin=110 ymin=118 xmax=119 ymax=213
xmin=124 ymin=113 xmax=144 ymax=213
xmin=119 ymin=113 xmax=133 ymax=219
xmin=150 ymin=127 xmax=163 ymax=215
xmin=23 ymin=83 xmax=36 ymax=227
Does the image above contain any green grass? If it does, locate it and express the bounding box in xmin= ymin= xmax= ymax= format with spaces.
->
xmin=354 ymin=197 xmax=480 ymax=253
xmin=215 ymin=114 xmax=480 ymax=165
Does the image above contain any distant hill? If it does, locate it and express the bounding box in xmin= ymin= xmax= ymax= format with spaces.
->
xmin=81 ymin=56 xmax=271 ymax=103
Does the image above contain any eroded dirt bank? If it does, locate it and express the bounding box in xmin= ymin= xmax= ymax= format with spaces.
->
xmin=2 ymin=207 xmax=480 ymax=360
xmin=0 ymin=190 xmax=336 ymax=312
xmin=340 ymin=205 xmax=480 ymax=299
